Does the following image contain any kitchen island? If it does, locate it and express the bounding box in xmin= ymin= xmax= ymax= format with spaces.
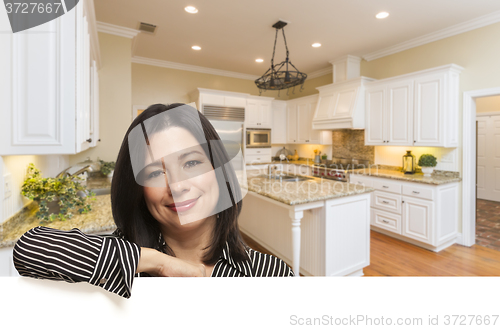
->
xmin=239 ymin=172 xmax=374 ymax=277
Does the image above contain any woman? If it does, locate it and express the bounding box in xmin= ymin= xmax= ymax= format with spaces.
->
xmin=13 ymin=103 xmax=294 ymax=299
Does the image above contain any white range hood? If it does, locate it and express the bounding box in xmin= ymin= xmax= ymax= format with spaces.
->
xmin=312 ymin=55 xmax=375 ymax=130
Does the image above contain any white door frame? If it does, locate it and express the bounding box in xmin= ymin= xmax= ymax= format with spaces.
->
xmin=462 ymin=87 xmax=500 ymax=246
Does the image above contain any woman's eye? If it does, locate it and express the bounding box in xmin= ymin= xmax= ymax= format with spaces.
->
xmin=184 ymin=160 xmax=201 ymax=168
xmin=147 ymin=170 xmax=164 ymax=179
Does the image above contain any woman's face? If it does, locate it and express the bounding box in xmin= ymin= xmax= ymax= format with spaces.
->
xmin=142 ymin=126 xmax=220 ymax=227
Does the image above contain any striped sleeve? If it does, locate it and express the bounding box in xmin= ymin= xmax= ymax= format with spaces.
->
xmin=248 ymin=249 xmax=295 ymax=277
xmin=13 ymin=226 xmax=141 ymax=299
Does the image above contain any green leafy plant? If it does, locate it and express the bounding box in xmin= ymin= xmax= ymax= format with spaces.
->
xmin=321 ymin=154 xmax=327 ymax=160
xmin=418 ymin=154 xmax=438 ymax=167
xmin=21 ymin=163 xmax=95 ymax=222
xmin=99 ymin=160 xmax=115 ymax=176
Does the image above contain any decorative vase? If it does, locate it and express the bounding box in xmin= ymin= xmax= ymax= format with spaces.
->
xmin=421 ymin=167 xmax=434 ymax=177
xmin=292 ymin=150 xmax=299 ymax=161
xmin=107 ymin=170 xmax=114 ymax=181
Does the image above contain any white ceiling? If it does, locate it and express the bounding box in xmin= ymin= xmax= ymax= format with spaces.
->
xmin=94 ymin=0 xmax=500 ymax=76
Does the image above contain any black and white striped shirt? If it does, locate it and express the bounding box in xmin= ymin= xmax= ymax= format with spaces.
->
xmin=13 ymin=226 xmax=294 ymax=298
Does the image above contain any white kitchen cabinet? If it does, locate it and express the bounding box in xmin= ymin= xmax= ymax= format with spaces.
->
xmin=349 ymin=174 xmax=458 ymax=252
xmin=192 ymin=89 xmax=248 ymax=114
xmin=366 ymin=80 xmax=413 ymax=145
xmin=0 ymin=1 xmax=100 ymax=155
xmin=0 ymin=2 xmax=98 ymax=155
xmin=364 ymin=64 xmax=462 ymax=147
xmin=244 ymin=148 xmax=271 ymax=164
xmin=271 ymin=101 xmax=287 ymax=144
xmin=287 ymin=95 xmax=332 ymax=145
xmin=287 ymin=103 xmax=298 ymax=143
xmin=402 ymin=196 xmax=433 ymax=244
xmin=246 ymin=97 xmax=273 ymax=129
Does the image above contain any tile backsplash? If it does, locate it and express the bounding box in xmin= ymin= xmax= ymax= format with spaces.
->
xmin=331 ymin=129 xmax=374 ymax=163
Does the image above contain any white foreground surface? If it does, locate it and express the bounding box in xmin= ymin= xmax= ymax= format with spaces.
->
xmin=0 ymin=277 xmax=499 ymax=329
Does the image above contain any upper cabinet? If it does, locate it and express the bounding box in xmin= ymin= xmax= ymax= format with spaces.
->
xmin=245 ymin=96 xmax=273 ymax=129
xmin=313 ymin=77 xmax=375 ymax=130
xmin=271 ymin=101 xmax=287 ymax=144
xmin=364 ymin=64 xmax=463 ymax=147
xmin=0 ymin=1 xmax=100 ymax=155
xmin=287 ymin=95 xmax=332 ymax=144
xmin=195 ymin=89 xmax=247 ymax=110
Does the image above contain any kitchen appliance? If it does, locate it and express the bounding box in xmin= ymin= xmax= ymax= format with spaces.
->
xmin=311 ymin=158 xmax=370 ymax=182
xmin=246 ymin=128 xmax=271 ymax=148
xmin=203 ymin=105 xmax=245 ymax=175
xmin=402 ymin=150 xmax=416 ymax=174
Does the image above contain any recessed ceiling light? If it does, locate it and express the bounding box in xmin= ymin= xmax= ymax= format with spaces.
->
xmin=192 ymin=45 xmax=201 ymax=50
xmin=376 ymin=12 xmax=389 ymax=19
xmin=255 ymin=58 xmax=264 ymax=63
xmin=312 ymin=43 xmax=321 ymax=48
xmin=185 ymin=6 xmax=198 ymax=14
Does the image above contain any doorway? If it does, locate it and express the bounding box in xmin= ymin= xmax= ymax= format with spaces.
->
xmin=475 ymin=96 xmax=500 ymax=251
xmin=463 ymin=87 xmax=500 ymax=248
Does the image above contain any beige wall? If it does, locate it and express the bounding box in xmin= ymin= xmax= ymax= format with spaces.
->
xmin=476 ymin=95 xmax=500 ymax=113
xmin=288 ymin=74 xmax=332 ymax=100
xmin=132 ymin=63 xmax=289 ymax=108
xmin=69 ymin=32 xmax=133 ymax=165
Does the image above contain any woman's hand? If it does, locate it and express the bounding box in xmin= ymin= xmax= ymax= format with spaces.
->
xmin=136 ymin=247 xmax=206 ymax=277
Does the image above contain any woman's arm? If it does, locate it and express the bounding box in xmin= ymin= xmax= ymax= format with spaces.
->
xmin=13 ymin=226 xmax=140 ymax=298
xmin=137 ymin=247 xmax=206 ymax=277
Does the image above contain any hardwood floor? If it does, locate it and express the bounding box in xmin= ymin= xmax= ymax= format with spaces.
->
xmin=241 ymin=230 xmax=500 ymax=276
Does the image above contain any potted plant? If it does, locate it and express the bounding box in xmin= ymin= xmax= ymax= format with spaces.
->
xmin=21 ymin=163 xmax=95 ymax=222
xmin=418 ymin=154 xmax=438 ymax=177
xmin=99 ymin=160 xmax=115 ymax=179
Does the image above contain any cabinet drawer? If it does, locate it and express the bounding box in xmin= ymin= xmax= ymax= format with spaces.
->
xmin=373 ymin=179 xmax=401 ymax=194
xmin=402 ymin=184 xmax=434 ymax=200
xmin=371 ymin=208 xmax=402 ymax=234
xmin=350 ymin=174 xmax=374 ymax=188
xmin=372 ymin=190 xmax=402 ymax=214
xmin=245 ymin=154 xmax=271 ymax=164
xmin=245 ymin=148 xmax=272 ymax=156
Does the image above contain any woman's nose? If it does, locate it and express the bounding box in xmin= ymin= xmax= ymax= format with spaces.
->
xmin=164 ymin=172 xmax=191 ymax=196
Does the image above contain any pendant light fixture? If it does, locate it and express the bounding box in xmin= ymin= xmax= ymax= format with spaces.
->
xmin=255 ymin=20 xmax=307 ymax=96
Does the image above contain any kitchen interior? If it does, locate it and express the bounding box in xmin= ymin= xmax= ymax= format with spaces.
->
xmin=1 ymin=0 xmax=500 ymax=277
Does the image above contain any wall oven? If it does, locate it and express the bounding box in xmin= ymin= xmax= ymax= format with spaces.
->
xmin=246 ymin=128 xmax=271 ymax=148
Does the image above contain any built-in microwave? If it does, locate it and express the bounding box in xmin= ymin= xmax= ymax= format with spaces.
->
xmin=246 ymin=128 xmax=271 ymax=148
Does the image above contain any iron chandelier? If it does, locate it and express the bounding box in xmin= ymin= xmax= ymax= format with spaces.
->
xmin=255 ymin=21 xmax=307 ymax=96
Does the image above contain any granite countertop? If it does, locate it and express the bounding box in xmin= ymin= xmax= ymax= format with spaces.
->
xmin=349 ymin=166 xmax=461 ymax=185
xmin=0 ymin=176 xmax=116 ymax=248
xmin=246 ymin=174 xmax=373 ymax=206
xmin=1 ymin=171 xmax=375 ymax=248
xmin=246 ymin=158 xmax=320 ymax=167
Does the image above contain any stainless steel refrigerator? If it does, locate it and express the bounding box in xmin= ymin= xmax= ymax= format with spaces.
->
xmin=203 ymin=105 xmax=245 ymax=183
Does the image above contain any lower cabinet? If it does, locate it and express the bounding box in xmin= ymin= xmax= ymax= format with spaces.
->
xmin=350 ymin=174 xmax=458 ymax=252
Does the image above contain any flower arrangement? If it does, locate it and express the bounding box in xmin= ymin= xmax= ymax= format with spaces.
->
xmin=99 ymin=160 xmax=115 ymax=176
xmin=21 ymin=163 xmax=95 ymax=222
xmin=418 ymin=154 xmax=438 ymax=167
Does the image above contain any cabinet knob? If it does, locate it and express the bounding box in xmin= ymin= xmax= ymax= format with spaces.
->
xmin=86 ymin=138 xmax=92 ymax=143
xmin=414 ymin=140 xmax=416 ymax=143
xmin=98 ymin=139 xmax=101 ymax=142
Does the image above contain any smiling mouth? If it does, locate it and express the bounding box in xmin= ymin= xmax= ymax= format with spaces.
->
xmin=166 ymin=196 xmax=200 ymax=212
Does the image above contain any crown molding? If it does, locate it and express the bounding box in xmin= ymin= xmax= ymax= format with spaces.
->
xmin=362 ymin=10 xmax=500 ymax=62
xmin=96 ymin=21 xmax=140 ymax=39
xmin=132 ymin=56 xmax=261 ymax=80
xmin=308 ymin=66 xmax=332 ymax=79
